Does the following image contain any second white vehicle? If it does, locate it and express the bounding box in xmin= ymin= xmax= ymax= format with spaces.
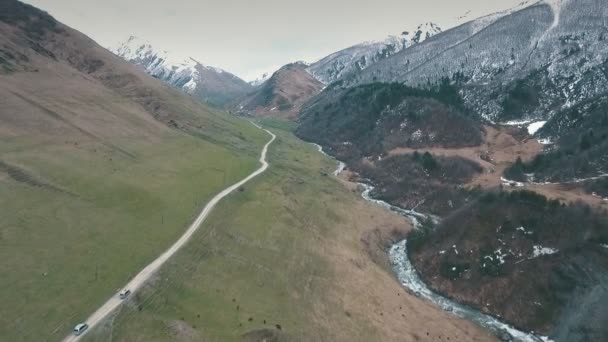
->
xmin=118 ymin=289 xmax=131 ymax=299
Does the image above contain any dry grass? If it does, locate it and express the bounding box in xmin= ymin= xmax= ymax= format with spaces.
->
xmin=387 ymin=125 xmax=608 ymax=209
xmin=388 ymin=125 xmax=543 ymax=189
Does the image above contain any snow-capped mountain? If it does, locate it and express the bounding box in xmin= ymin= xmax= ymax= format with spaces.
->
xmin=304 ymin=0 xmax=608 ymax=183
xmin=307 ymin=22 xmax=442 ymax=84
xmin=249 ymin=72 xmax=272 ymax=87
xmin=342 ymin=0 xmax=608 ymax=126
xmin=111 ymin=36 xmax=252 ymax=107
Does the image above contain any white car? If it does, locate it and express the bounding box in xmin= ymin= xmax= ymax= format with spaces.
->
xmin=119 ymin=289 xmax=131 ymax=299
xmin=73 ymin=323 xmax=88 ymax=336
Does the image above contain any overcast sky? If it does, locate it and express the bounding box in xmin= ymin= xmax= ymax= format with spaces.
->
xmin=24 ymin=0 xmax=525 ymax=81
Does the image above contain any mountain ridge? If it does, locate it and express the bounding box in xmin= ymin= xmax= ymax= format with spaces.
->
xmin=343 ymin=0 xmax=608 ymax=124
xmin=111 ymin=36 xmax=253 ymax=107
xmin=236 ymin=61 xmax=323 ymax=119
xmin=307 ymin=22 xmax=442 ymax=85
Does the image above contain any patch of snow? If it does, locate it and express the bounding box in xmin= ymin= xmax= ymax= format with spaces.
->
xmin=527 ymin=121 xmax=547 ymax=135
xmin=183 ymin=77 xmax=197 ymax=93
xmin=532 ymin=245 xmax=559 ymax=258
xmin=250 ymin=71 xmax=272 ymax=86
xmin=502 ymin=119 xmax=535 ymax=126
xmin=516 ymin=226 xmax=534 ymax=235
xmin=494 ymin=248 xmax=509 ymax=264
xmin=600 ymin=244 xmax=608 ymax=249
xmin=202 ymin=65 xmax=224 ymax=74
xmin=501 ymin=177 xmax=525 ymax=187
xmin=411 ymin=129 xmax=423 ymax=141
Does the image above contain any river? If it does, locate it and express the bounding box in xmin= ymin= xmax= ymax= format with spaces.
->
xmin=313 ymin=143 xmax=552 ymax=342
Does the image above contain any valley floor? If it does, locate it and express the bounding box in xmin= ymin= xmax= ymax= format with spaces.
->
xmin=84 ymin=125 xmax=495 ymax=342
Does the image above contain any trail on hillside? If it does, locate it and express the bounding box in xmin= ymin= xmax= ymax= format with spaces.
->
xmin=64 ymin=122 xmax=275 ymax=341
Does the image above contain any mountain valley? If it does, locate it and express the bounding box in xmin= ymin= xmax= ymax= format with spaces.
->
xmin=1 ymin=0 xmax=607 ymax=341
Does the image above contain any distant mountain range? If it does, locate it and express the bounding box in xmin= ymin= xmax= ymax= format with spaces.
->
xmin=231 ymin=22 xmax=443 ymax=118
xmin=111 ymin=36 xmax=253 ymax=107
xmin=305 ymin=0 xmax=608 ymax=180
xmin=110 ymin=22 xmax=444 ymax=113
xmin=342 ymin=0 xmax=608 ymax=126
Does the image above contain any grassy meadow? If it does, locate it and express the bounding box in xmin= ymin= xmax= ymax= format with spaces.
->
xmin=84 ymin=124 xmax=492 ymax=342
xmin=0 ymin=115 xmax=268 ymax=341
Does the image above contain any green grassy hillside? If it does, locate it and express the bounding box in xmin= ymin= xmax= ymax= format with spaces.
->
xmin=0 ymin=120 xmax=268 ymax=341
xmin=0 ymin=1 xmax=270 ymax=339
xmin=84 ymin=127 xmax=494 ymax=342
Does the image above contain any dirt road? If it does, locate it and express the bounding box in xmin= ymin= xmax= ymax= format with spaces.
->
xmin=63 ymin=122 xmax=275 ymax=341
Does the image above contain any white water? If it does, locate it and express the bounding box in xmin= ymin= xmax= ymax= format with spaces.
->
xmin=310 ymin=143 xmax=346 ymax=176
xmin=359 ymin=183 xmax=438 ymax=227
xmin=315 ymin=143 xmax=552 ymax=342
xmin=334 ymin=161 xmax=346 ymax=176
xmin=389 ymin=241 xmax=550 ymax=342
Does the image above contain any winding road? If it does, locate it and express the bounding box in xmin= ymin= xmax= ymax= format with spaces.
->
xmin=64 ymin=122 xmax=276 ymax=341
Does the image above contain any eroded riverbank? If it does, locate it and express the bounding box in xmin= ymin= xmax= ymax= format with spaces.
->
xmin=315 ymin=143 xmax=552 ymax=342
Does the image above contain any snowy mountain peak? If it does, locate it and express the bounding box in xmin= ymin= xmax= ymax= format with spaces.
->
xmin=250 ymin=72 xmax=272 ymax=86
xmin=308 ymin=22 xmax=442 ymax=84
xmin=401 ymin=22 xmax=443 ymax=44
xmin=112 ymin=36 xmax=207 ymax=75
xmin=111 ymin=36 xmax=252 ymax=107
